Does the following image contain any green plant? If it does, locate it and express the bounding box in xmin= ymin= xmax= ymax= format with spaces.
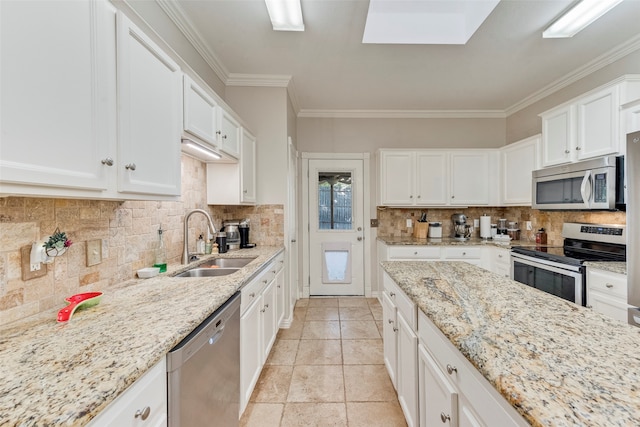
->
xmin=43 ymin=228 xmax=73 ymax=250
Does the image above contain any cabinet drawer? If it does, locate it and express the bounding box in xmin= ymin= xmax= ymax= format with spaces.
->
xmin=388 ymin=246 xmax=441 ymax=260
xmin=587 ymin=269 xmax=627 ymax=299
xmin=443 ymin=247 xmax=481 ymax=259
xmin=272 ymin=253 xmax=285 ymax=274
xmin=383 ymin=273 xmax=417 ymax=330
xmin=493 ymin=248 xmax=511 ymax=266
xmin=88 ymin=358 xmax=167 ymax=427
xmin=241 ymin=267 xmax=272 ymax=314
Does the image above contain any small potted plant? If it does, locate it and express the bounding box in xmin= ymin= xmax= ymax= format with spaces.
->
xmin=43 ymin=228 xmax=73 ymax=257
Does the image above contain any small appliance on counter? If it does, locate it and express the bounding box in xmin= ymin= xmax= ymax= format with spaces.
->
xmin=222 ymin=220 xmax=241 ymax=250
xmin=239 ymin=219 xmax=256 ymax=249
xmin=428 ymin=222 xmax=442 ymax=239
xmin=451 ymin=213 xmax=471 ymax=240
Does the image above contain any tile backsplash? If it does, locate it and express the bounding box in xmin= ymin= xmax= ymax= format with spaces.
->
xmin=376 ymin=207 xmax=626 ymax=246
xmin=0 ymin=155 xmax=283 ymax=324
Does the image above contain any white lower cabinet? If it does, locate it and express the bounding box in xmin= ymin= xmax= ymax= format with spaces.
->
xmin=88 ymin=358 xmax=167 ymax=427
xmin=586 ymin=268 xmax=629 ymax=322
xmin=488 ymin=246 xmax=511 ymax=278
xmin=274 ymin=257 xmax=286 ymax=327
xmin=418 ymin=344 xmax=458 ymax=427
xmin=240 ymin=257 xmax=283 ymax=415
xmin=383 ymin=272 xmax=419 ymax=427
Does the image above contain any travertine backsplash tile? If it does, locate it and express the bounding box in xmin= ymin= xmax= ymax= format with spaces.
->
xmin=376 ymin=207 xmax=626 ymax=246
xmin=0 ymin=155 xmax=284 ymax=324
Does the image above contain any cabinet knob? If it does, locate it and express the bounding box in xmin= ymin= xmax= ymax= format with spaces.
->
xmin=357 ymin=237 xmax=363 ymax=241
xmin=101 ymin=157 xmax=114 ymax=166
xmin=216 ymin=130 xmax=222 ymax=135
xmin=586 ymin=305 xmax=593 ymax=309
xmin=446 ymin=364 xmax=457 ymax=375
xmin=244 ymin=189 xmax=248 ymax=193
xmin=277 ymin=285 xmax=281 ymax=288
xmin=222 ymin=135 xmax=227 ymax=140
xmin=125 ymin=163 xmax=136 ymax=171
xmin=440 ymin=412 xmax=451 ymax=423
xmin=451 ymin=195 xmax=455 ymax=199
xmin=417 ymin=195 xmax=421 ymax=198
xmin=576 ymin=146 xmax=581 ymax=150
xmin=272 ymin=270 xmax=277 ymax=274
xmin=388 ymin=318 xmax=394 ymax=324
xmin=414 ymin=251 xmax=418 ymax=255
xmin=135 ymin=407 xmax=151 ymax=421
xmin=265 ymin=303 xmax=269 ymax=309
xmin=409 ymin=195 xmax=413 ymax=199
xmin=565 ymin=150 xmax=570 ymax=154
xmin=263 ymin=280 xmax=268 ymax=284
xmin=393 ymin=327 xmax=398 ymax=332
xmin=462 ymin=252 xmax=466 ymax=256
xmin=261 ymin=308 xmax=266 ymax=313
xmin=390 ymin=292 xmax=395 ymax=297
xmin=498 ymin=254 xmax=503 ymax=258
xmin=250 ymin=292 xmax=256 ymax=298
xmin=606 ymin=283 xmax=614 ymax=288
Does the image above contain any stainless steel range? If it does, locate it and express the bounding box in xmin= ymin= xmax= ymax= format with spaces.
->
xmin=510 ymin=223 xmax=626 ymax=306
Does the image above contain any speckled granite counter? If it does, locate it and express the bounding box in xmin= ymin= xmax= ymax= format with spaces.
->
xmin=585 ymin=261 xmax=628 ymax=275
xmin=378 ymin=235 xmax=524 ymax=247
xmin=381 ymin=261 xmax=640 ymax=427
xmin=0 ymin=246 xmax=284 ymax=426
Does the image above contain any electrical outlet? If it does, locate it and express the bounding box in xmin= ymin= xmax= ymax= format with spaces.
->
xmin=21 ymin=246 xmax=47 ymax=281
xmin=86 ymin=239 xmax=102 ymax=266
xmin=526 ymin=221 xmax=532 ymax=231
xmin=370 ymin=219 xmax=378 ymax=227
xmin=473 ymin=219 xmax=480 ymax=227
xmin=406 ymin=218 xmax=413 ymax=228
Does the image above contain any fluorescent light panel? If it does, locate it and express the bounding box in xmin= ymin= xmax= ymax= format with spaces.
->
xmin=181 ymin=138 xmax=221 ymax=160
xmin=265 ymin=0 xmax=304 ymax=31
xmin=543 ymin=0 xmax=623 ymax=38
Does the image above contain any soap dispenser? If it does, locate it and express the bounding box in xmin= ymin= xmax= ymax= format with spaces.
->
xmin=197 ymin=234 xmax=205 ymax=254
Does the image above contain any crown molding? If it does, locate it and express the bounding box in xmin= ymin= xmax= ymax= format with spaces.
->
xmin=297 ymin=109 xmax=506 ymax=119
xmin=505 ymin=33 xmax=640 ymax=116
xmin=227 ymin=73 xmax=301 ymax=113
xmin=155 ymin=0 xmax=229 ymax=83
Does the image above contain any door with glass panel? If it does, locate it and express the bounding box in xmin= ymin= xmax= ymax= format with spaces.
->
xmin=309 ymin=159 xmax=364 ymax=295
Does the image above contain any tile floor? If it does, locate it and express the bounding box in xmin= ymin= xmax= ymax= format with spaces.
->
xmin=240 ymin=297 xmax=408 ymax=427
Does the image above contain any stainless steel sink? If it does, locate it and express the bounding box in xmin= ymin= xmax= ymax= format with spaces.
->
xmin=174 ymin=268 xmax=239 ymax=278
xmin=201 ymin=257 xmax=256 ymax=269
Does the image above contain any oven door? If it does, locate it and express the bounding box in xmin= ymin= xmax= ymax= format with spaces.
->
xmin=510 ymin=253 xmax=585 ymax=306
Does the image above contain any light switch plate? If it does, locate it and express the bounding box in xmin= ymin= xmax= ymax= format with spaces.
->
xmin=21 ymin=245 xmax=47 ymax=281
xmin=406 ymin=218 xmax=413 ymax=228
xmin=86 ymin=239 xmax=102 ymax=266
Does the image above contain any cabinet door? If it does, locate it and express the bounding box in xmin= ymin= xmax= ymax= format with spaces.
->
xmin=450 ymin=152 xmax=489 ymax=205
xmin=541 ymin=104 xmax=575 ymax=167
xmin=116 ymin=12 xmax=181 ymax=197
xmin=418 ymin=344 xmax=458 ymax=427
xmin=219 ymin=109 xmax=241 ymax=158
xmin=501 ymin=135 xmax=540 ymax=205
xmin=241 ymin=128 xmax=257 ymax=204
xmin=416 ymin=152 xmax=448 ymax=205
xmin=382 ymin=292 xmax=398 ymax=388
xmin=380 ymin=151 xmax=414 ymax=205
xmin=275 ymin=268 xmax=286 ymax=327
xmin=577 ymin=86 xmax=619 ymax=160
xmin=261 ymin=279 xmax=278 ymax=363
xmin=397 ymin=314 xmax=419 ymax=427
xmin=240 ymin=299 xmax=262 ymax=414
xmin=183 ymin=75 xmax=219 ymax=148
xmin=0 ymin=0 xmax=115 ymax=193
xmin=624 ymin=102 xmax=640 ymax=134
xmin=588 ymin=291 xmax=629 ymax=323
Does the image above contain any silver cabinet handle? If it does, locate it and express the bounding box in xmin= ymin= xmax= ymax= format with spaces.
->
xmin=291 ymin=239 xmax=297 ymax=243
xmin=393 ymin=327 xmax=398 ymax=332
xmin=101 ymin=157 xmax=114 ymax=166
xmin=389 ymin=292 xmax=395 ymax=297
xmin=265 ymin=303 xmax=269 ymax=308
xmin=388 ymin=319 xmax=394 ymax=324
xmin=125 ymin=163 xmax=136 ymax=171
xmin=261 ymin=307 xmax=266 ymax=313
xmin=263 ymin=280 xmax=268 ymax=284
xmin=216 ymin=130 xmax=221 ymax=135
xmin=446 ymin=364 xmax=457 ymax=375
xmin=606 ymin=283 xmax=614 ymax=288
xmin=135 ymin=407 xmax=151 ymax=420
xmin=222 ymin=135 xmax=227 ymax=139
xmin=357 ymin=237 xmax=363 ymax=241
xmin=565 ymin=150 xmax=570 ymax=154
xmin=440 ymin=412 xmax=451 ymax=423
xmin=498 ymin=254 xmax=503 ymax=258
xmin=576 ymin=146 xmax=581 ymax=150
xmin=249 ymin=292 xmax=256 ymax=298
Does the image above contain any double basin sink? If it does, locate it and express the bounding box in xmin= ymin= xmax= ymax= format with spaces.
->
xmin=174 ymin=257 xmax=256 ymax=278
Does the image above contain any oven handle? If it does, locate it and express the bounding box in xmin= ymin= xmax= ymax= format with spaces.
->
xmin=580 ymin=170 xmax=592 ymax=209
xmin=510 ymin=252 xmax=583 ymax=273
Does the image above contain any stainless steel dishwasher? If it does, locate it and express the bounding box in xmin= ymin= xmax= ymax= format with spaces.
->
xmin=167 ymin=292 xmax=240 ymax=427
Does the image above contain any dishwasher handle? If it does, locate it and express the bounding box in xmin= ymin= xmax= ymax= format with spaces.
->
xmin=208 ymin=326 xmax=225 ymax=346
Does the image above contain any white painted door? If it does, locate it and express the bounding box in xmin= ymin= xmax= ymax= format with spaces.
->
xmin=287 ymin=140 xmax=299 ymax=309
xmin=309 ymin=159 xmax=364 ymax=296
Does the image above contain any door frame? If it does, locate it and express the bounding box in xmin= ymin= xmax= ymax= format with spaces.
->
xmin=301 ymin=152 xmax=371 ymax=298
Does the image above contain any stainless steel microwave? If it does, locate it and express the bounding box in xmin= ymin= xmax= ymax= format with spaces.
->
xmin=532 ymin=155 xmax=625 ymax=211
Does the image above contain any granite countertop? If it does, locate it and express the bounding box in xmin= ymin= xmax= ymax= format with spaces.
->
xmin=381 ymin=261 xmax=640 ymax=427
xmin=0 ymin=246 xmax=284 ymax=427
xmin=585 ymin=261 xmax=628 ymax=275
xmin=378 ymin=235 xmax=525 ymax=248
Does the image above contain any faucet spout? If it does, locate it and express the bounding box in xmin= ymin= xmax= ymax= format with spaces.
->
xmin=182 ymin=209 xmax=217 ymax=264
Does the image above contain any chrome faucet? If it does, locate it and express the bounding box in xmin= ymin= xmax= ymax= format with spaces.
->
xmin=182 ymin=209 xmax=217 ymax=264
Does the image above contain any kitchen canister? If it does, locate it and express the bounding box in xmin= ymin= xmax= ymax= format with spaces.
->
xmin=480 ymin=214 xmax=491 ymax=239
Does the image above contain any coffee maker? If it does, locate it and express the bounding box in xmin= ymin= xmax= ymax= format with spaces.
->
xmin=451 ymin=213 xmax=471 ymax=240
xmin=239 ymin=219 xmax=254 ymax=248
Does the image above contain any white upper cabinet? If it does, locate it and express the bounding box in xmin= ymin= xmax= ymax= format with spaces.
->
xmin=378 ymin=150 xmax=496 ymax=207
xmin=0 ymin=0 xmax=115 ymax=194
xmin=541 ymin=104 xmax=575 ymax=167
xmin=219 ymin=109 xmax=241 ymax=159
xmin=240 ymin=128 xmax=257 ymax=204
xmin=183 ymin=75 xmax=220 ymax=149
xmin=500 ymin=134 xmax=540 ymax=206
xmin=116 ymin=12 xmax=182 ymax=197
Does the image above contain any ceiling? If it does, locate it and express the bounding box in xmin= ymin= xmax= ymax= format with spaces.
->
xmin=161 ymin=0 xmax=640 ymax=116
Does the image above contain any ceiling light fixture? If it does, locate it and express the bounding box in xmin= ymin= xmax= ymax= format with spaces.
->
xmin=543 ymin=0 xmax=623 ymax=38
xmin=181 ymin=138 xmax=222 ymax=160
xmin=264 ymin=0 xmax=304 ymax=31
